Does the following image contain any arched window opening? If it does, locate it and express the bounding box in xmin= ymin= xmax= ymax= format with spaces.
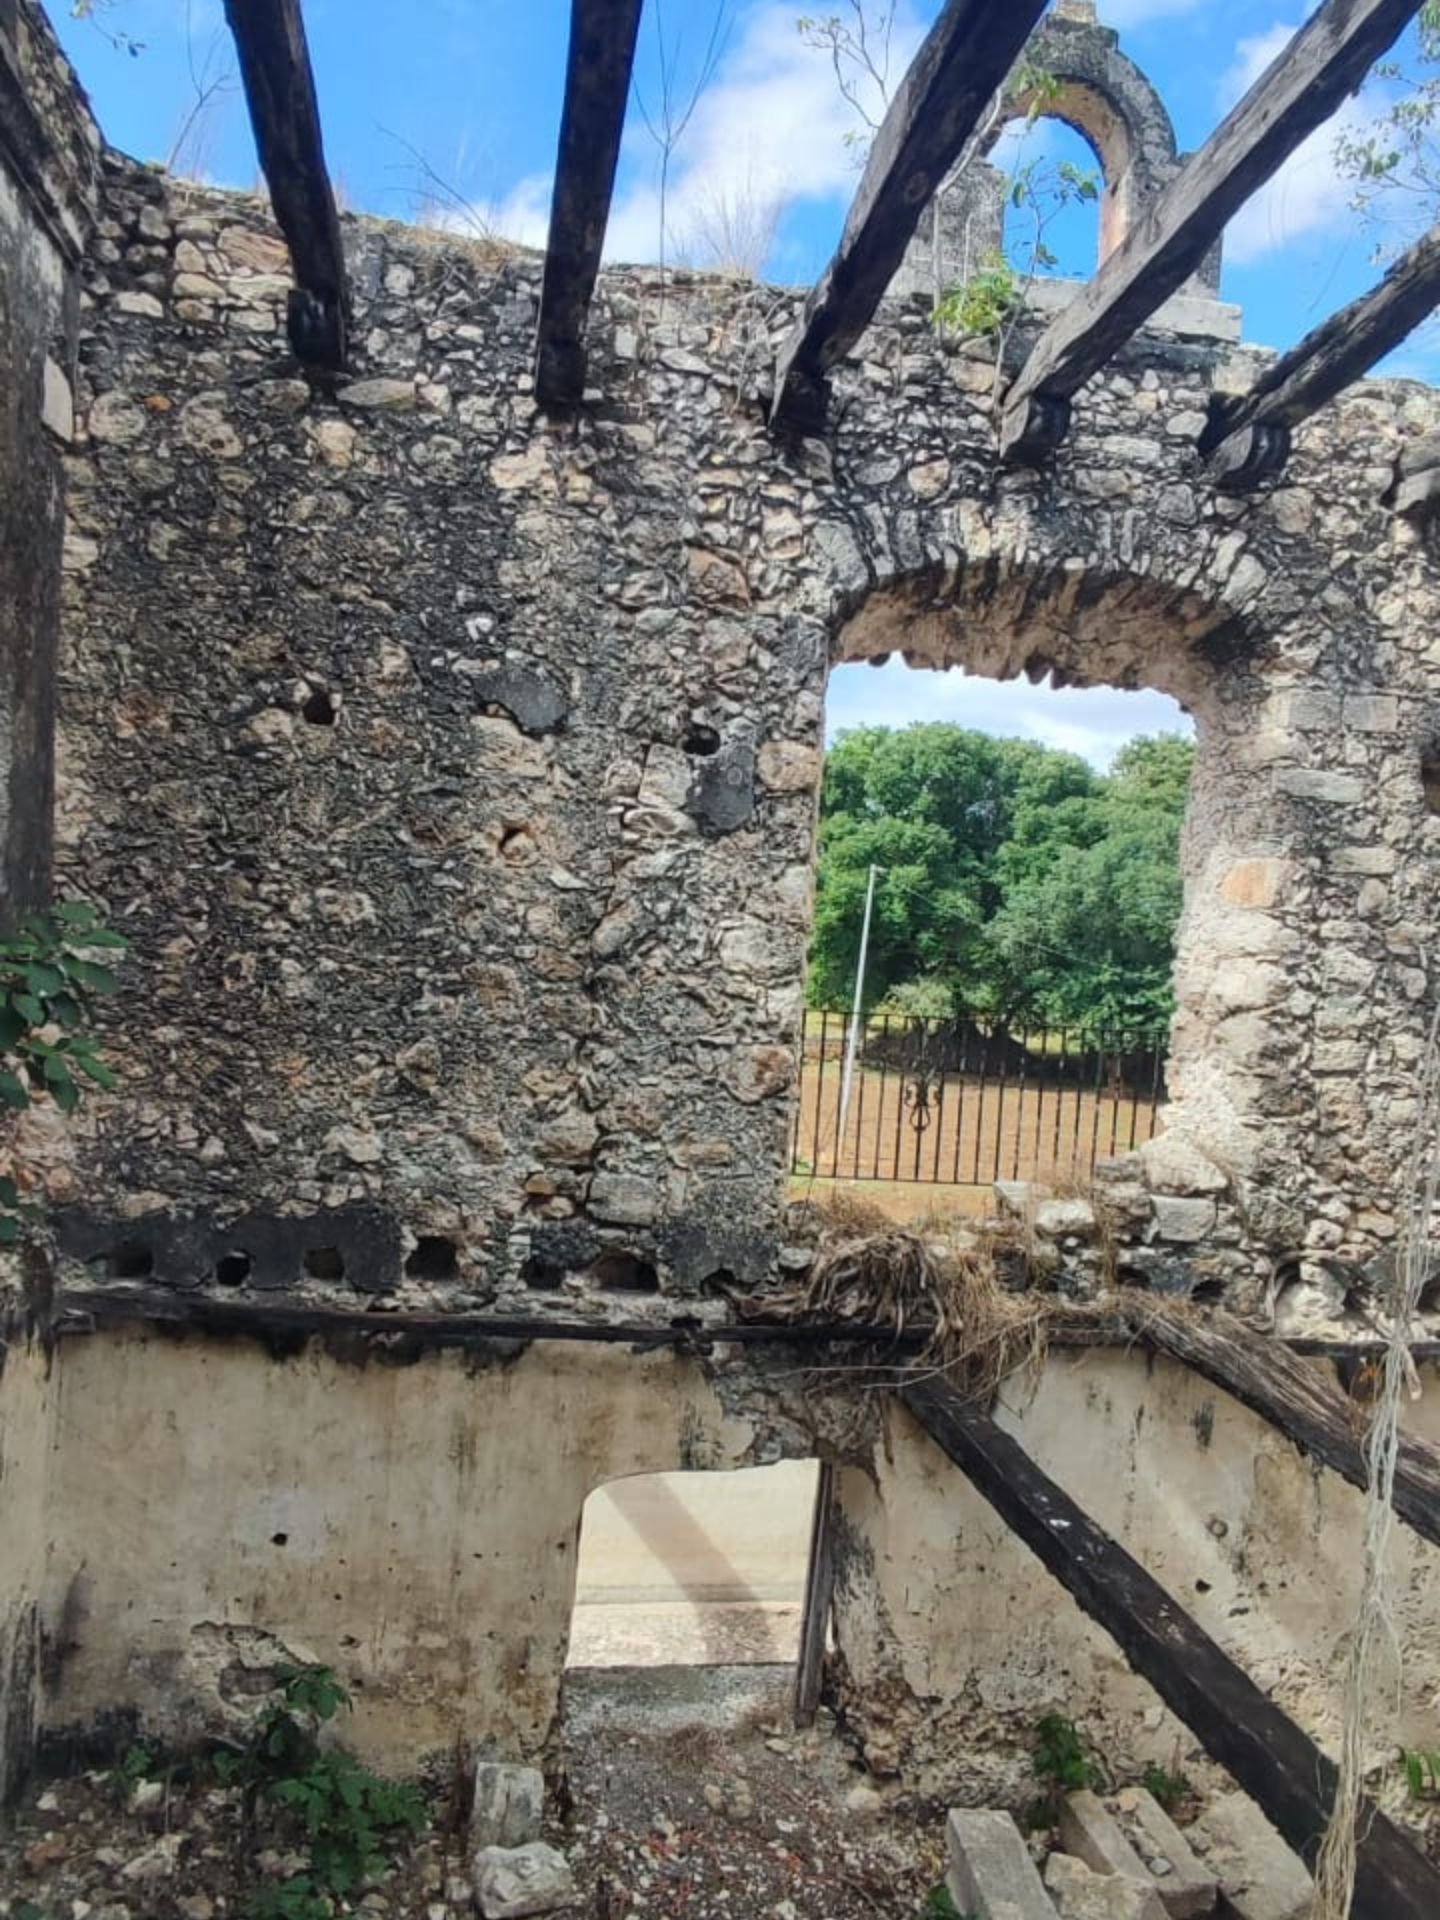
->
xmin=993 ymin=114 xmax=1104 ymax=284
xmin=795 ymin=657 xmax=1194 ymax=1226
xmin=565 ymin=1462 xmax=821 ymax=1674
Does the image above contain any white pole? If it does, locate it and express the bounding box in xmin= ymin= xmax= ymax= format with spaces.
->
xmin=836 ymin=864 xmax=879 ymax=1159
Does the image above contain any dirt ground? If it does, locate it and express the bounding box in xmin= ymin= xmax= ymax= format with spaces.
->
xmin=0 ymin=1671 xmax=950 ymax=1920
xmin=793 ymin=1057 xmax=1160 ymax=1191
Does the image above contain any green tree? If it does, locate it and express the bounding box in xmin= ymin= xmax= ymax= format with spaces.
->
xmin=807 ymin=723 xmax=1192 ymax=1034
xmin=1337 ymin=3 xmax=1440 ymax=242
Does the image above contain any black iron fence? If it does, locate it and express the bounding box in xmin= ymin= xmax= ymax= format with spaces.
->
xmin=791 ymin=1010 xmax=1168 ymax=1187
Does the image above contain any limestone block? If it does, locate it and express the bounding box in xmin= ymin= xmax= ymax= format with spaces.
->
xmin=470 ymin=1761 xmax=544 ymax=1850
xmin=1057 ymin=1791 xmax=1151 ymax=1884
xmin=1034 ymin=1198 xmax=1097 ymax=1239
xmin=473 ymin=1842 xmax=576 ymax=1917
xmin=1044 ymin=1852 xmax=1166 ymax=1920
xmin=1150 ymin=1197 xmax=1216 ymax=1244
xmin=1189 ymin=1792 xmax=1310 ymax=1920
xmin=42 ymin=357 xmax=74 ymax=441
xmin=1273 ymin=768 xmax=1365 ymax=805
xmin=1112 ymin=1790 xmax=1216 ymax=1918
xmin=946 ymin=1809 xmax=1055 ymax=1920
xmin=339 ymin=377 xmax=419 ymax=411
xmin=586 ymin=1172 xmax=660 ymax=1226
xmin=1137 ymin=1136 xmax=1227 ymax=1198
xmin=1217 ymin=859 xmax=1291 ymax=910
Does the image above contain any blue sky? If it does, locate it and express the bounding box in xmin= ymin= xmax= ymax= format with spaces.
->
xmin=55 ymin=0 xmax=1434 ymax=763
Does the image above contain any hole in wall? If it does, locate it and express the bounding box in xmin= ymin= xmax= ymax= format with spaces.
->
xmin=804 ymin=655 xmax=1191 ymax=1229
xmin=589 ymin=1251 xmax=660 ymax=1293
xmin=301 ymin=688 xmax=337 ymax=725
xmin=994 ymin=114 xmax=1104 ymax=279
xmin=1189 ymin=1279 xmax=1225 ymax=1306
xmin=683 ymin=722 xmax=722 ymax=757
xmin=521 ymin=1256 xmax=565 ymax=1290
xmin=271 ymin=1532 xmax=288 ymax=1547
xmin=1423 ymin=752 xmax=1440 ymax=815
xmin=565 ymin=1461 xmax=821 ymax=1673
xmin=109 ymin=1240 xmax=154 ymax=1279
xmin=215 ymin=1249 xmax=252 ymax=1286
xmin=405 ymin=1234 xmax=459 ymax=1280
xmin=304 ymin=1246 xmax=345 ymax=1279
xmin=699 ymin=1267 xmax=739 ymax=1297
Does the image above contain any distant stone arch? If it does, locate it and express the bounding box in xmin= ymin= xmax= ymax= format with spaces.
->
xmin=892 ymin=1 xmax=1221 ymax=302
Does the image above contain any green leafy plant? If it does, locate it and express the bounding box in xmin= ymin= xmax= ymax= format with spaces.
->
xmin=223 ymin=1663 xmax=426 ymax=1919
xmin=921 ymin=1886 xmax=970 ymax=1919
xmin=0 ymin=901 xmax=125 ymax=1241
xmin=1140 ymin=1761 xmax=1191 ymax=1813
xmin=111 ymin=1740 xmax=155 ymax=1802
xmin=1024 ymin=1711 xmax=1105 ymax=1827
xmin=1401 ymin=1747 xmax=1440 ymax=1800
xmin=935 ymin=251 xmax=1019 ymax=339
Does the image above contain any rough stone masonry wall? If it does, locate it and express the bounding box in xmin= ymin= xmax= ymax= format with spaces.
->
xmin=0 ymin=0 xmax=98 ymax=1803
xmin=5 ymin=119 xmax=1440 ymax=1788
xmin=38 ymin=157 xmax=1440 ymax=1326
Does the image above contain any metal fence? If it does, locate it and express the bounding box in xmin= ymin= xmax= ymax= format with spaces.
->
xmin=791 ymin=1010 xmax=1168 ymax=1188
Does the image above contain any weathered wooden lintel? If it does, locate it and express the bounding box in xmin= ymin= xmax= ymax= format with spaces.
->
xmin=533 ymin=0 xmax=645 ymax=412
xmin=1000 ymin=0 xmax=1427 ymax=463
xmin=1130 ymin=1303 xmax=1440 ymax=1550
xmin=222 ymin=0 xmax=349 ymax=368
xmin=1202 ymin=222 xmax=1440 ymax=490
xmin=770 ymin=0 xmax=1050 ymax=434
xmin=901 ymin=1375 xmax=1440 ymax=1919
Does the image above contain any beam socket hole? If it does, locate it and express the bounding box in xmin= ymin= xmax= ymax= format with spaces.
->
xmin=304 ymin=1246 xmax=345 ymax=1279
xmin=215 ymin=1249 xmax=252 ymax=1286
xmin=589 ymin=1251 xmax=659 ymax=1293
xmin=405 ymin=1234 xmax=458 ymax=1280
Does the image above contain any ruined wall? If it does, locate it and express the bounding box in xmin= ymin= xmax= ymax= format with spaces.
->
xmin=41 ymin=157 xmax=1440 ymax=1314
xmin=4 ymin=48 xmax=1440 ymax=1791
xmin=833 ymin=1352 xmax=1440 ymax=1798
xmin=38 ymin=1331 xmax=816 ymax=1768
xmin=0 ymin=1327 xmax=55 ymax=1802
xmin=0 ymin=0 xmax=98 ymax=912
xmin=0 ymin=0 xmax=98 ymax=1799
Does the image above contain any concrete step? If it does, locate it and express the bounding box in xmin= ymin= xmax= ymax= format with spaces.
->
xmin=947 ymin=1807 xmax=1057 ymax=1919
xmin=1045 ymin=1851 xmax=1168 ymax=1919
xmin=1108 ymin=1788 xmax=1217 ymax=1918
xmin=1186 ymin=1791 xmax=1312 ymax=1920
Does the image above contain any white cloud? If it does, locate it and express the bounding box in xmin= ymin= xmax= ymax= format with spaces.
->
xmin=1219 ymin=21 xmax=1376 ymax=265
xmin=824 ymin=661 xmax=1191 ymax=771
xmin=495 ymin=0 xmax=923 ymax=269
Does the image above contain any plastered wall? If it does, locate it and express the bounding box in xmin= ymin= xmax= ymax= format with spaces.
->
xmin=833 ymin=1350 xmax=1440 ymax=1797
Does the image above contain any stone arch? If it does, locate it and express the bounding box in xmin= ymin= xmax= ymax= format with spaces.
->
xmin=894 ymin=2 xmax=1221 ymax=300
xmin=812 ymin=541 xmax=1262 ymax=1210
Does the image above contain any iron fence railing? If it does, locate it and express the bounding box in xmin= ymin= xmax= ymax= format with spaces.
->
xmin=790 ymin=1010 xmax=1168 ymax=1187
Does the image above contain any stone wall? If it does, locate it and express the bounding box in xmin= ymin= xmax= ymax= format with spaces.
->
xmin=0 ymin=0 xmax=99 ymax=911
xmin=0 ymin=0 xmax=98 ymax=1801
xmin=38 ymin=156 xmax=1440 ymax=1322
xmin=4 ymin=15 xmax=1440 ymax=1798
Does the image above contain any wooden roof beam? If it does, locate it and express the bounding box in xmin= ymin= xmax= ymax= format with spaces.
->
xmin=1201 ymin=222 xmax=1440 ymax=489
xmin=1000 ymin=0 xmax=1427 ymax=464
xmin=1135 ymin=1304 xmax=1440 ymax=1548
xmin=770 ymin=0 xmax=1050 ymax=435
xmin=222 ymin=0 xmax=349 ymax=369
xmin=902 ymin=1375 xmax=1440 ymax=1919
xmin=533 ymin=0 xmax=645 ymax=412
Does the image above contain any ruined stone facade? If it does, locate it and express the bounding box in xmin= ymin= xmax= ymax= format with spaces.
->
xmin=3 ymin=0 xmax=1440 ymax=1810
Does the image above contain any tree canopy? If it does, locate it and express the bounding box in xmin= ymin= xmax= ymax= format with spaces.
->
xmin=807 ymin=724 xmax=1192 ymax=1035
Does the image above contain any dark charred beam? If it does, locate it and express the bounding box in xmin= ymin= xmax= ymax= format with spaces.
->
xmin=46 ymin=1285 xmax=1440 ymax=1363
xmin=770 ymin=0 xmax=1050 ymax=434
xmin=902 ymin=1376 xmax=1440 ymax=1919
xmin=793 ymin=1461 xmax=838 ymax=1727
xmin=1000 ymin=0 xmax=1427 ymax=463
xmin=1132 ymin=1305 xmax=1440 ymax=1549
xmin=1200 ymin=223 xmax=1440 ymax=489
xmin=533 ymin=0 xmax=645 ymax=411
xmin=222 ymin=0 xmax=348 ymax=368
